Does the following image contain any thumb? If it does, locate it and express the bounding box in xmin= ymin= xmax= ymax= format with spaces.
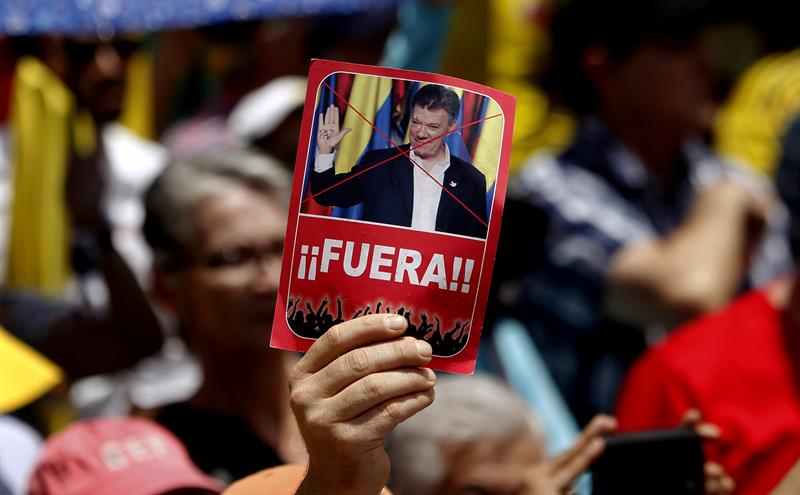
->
xmin=332 ymin=127 xmax=352 ymax=146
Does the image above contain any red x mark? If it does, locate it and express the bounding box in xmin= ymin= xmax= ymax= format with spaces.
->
xmin=302 ymin=81 xmax=500 ymax=228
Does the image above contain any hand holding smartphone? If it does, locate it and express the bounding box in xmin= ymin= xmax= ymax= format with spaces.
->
xmin=592 ymin=428 xmax=705 ymax=495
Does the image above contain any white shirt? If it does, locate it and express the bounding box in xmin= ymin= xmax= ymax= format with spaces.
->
xmin=409 ymin=145 xmax=450 ymax=231
xmin=0 ymin=415 xmax=42 ymax=495
xmin=315 ymin=145 xmax=452 ymax=232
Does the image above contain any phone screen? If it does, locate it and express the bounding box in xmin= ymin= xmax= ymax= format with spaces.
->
xmin=592 ymin=428 xmax=704 ymax=495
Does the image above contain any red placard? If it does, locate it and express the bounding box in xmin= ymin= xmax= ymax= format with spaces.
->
xmin=270 ymin=59 xmax=515 ymax=374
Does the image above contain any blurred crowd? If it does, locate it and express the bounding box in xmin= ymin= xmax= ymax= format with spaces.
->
xmin=1 ymin=0 xmax=799 ymax=494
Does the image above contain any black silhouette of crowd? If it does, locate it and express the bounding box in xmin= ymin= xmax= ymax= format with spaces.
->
xmin=287 ymin=297 xmax=469 ymax=356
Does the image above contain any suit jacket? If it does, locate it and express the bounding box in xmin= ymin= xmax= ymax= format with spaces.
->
xmin=311 ymin=145 xmax=488 ymax=238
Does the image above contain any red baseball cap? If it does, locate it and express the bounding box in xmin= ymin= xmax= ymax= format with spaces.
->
xmin=29 ymin=417 xmax=223 ymax=495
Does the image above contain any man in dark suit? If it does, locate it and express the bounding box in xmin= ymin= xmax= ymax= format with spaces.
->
xmin=311 ymin=84 xmax=488 ymax=239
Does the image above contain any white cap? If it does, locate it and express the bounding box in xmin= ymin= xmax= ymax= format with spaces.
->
xmin=228 ymin=75 xmax=307 ymax=143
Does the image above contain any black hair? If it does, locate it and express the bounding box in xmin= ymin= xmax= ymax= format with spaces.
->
xmin=411 ymin=84 xmax=460 ymax=123
xmin=542 ymin=0 xmax=718 ymax=114
xmin=776 ymin=117 xmax=800 ymax=257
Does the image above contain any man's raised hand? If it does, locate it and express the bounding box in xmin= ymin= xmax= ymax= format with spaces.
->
xmin=317 ymin=104 xmax=352 ymax=154
xmin=290 ymin=314 xmax=435 ymax=495
xmin=524 ymin=414 xmax=617 ymax=495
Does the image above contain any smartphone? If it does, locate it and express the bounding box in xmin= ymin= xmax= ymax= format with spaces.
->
xmin=591 ymin=428 xmax=704 ymax=495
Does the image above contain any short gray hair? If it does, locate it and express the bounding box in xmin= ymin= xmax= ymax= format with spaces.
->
xmin=387 ymin=374 xmax=544 ymax=495
xmin=144 ymin=148 xmax=290 ymax=271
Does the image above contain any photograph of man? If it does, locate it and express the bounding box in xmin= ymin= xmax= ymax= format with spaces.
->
xmin=310 ymin=84 xmax=489 ymax=239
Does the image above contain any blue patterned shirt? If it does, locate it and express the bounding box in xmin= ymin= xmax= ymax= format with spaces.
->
xmin=504 ymin=119 xmax=794 ymax=421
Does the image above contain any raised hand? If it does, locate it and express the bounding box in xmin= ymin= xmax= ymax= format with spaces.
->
xmin=317 ymin=104 xmax=352 ymax=154
xmin=524 ymin=414 xmax=617 ymax=495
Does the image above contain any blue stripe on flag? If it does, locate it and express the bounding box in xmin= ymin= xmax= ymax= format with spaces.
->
xmin=304 ymin=74 xmax=339 ymax=200
xmin=333 ymin=86 xmax=394 ymax=220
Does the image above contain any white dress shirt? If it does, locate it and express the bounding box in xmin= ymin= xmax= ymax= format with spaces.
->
xmin=315 ymin=145 xmax=451 ymax=232
xmin=409 ymin=145 xmax=450 ymax=231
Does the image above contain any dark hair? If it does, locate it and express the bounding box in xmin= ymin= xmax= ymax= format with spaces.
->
xmin=411 ymin=84 xmax=460 ymax=123
xmin=776 ymin=117 xmax=800 ymax=257
xmin=542 ymin=0 xmax=718 ymax=114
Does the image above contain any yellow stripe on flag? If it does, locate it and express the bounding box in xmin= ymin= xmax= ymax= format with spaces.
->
xmin=335 ymin=75 xmax=393 ymax=173
xmin=472 ymin=98 xmax=503 ymax=191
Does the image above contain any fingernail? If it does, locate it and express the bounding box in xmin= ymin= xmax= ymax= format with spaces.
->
xmin=386 ymin=315 xmax=406 ymax=330
xmin=423 ymin=367 xmax=436 ymax=382
xmin=416 ymin=340 xmax=432 ymax=358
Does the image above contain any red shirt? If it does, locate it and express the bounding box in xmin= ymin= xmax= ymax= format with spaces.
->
xmin=616 ymin=290 xmax=800 ymax=495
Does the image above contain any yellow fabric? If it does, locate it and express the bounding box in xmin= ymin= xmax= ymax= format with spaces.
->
xmin=6 ymin=58 xmax=102 ymax=295
xmin=471 ymin=97 xmax=503 ymax=190
xmin=7 ymin=57 xmax=75 ymax=295
xmin=486 ymin=0 xmax=575 ymax=174
xmin=334 ymin=75 xmax=393 ymax=173
xmin=440 ymin=0 xmax=575 ymax=175
xmin=119 ymin=50 xmax=155 ymax=139
xmin=0 ymin=326 xmax=63 ymax=413
xmin=6 ymin=49 xmax=148 ymax=294
xmin=440 ymin=0 xmax=489 ymax=85
xmin=715 ymin=48 xmax=800 ymax=177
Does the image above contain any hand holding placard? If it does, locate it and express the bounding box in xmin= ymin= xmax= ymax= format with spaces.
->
xmin=291 ymin=313 xmax=434 ymax=495
xmin=272 ymin=59 xmax=516 ymax=374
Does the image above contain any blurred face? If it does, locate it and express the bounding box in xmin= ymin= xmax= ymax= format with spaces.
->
xmin=597 ymin=34 xmax=715 ymax=135
xmin=63 ymin=37 xmax=138 ymax=123
xmin=172 ymin=184 xmax=286 ymax=352
xmin=437 ymin=433 xmax=545 ymax=495
xmin=410 ymin=106 xmax=456 ymax=160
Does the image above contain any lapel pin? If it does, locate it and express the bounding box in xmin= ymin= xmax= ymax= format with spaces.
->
xmin=449 ymin=181 xmax=458 ymax=187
